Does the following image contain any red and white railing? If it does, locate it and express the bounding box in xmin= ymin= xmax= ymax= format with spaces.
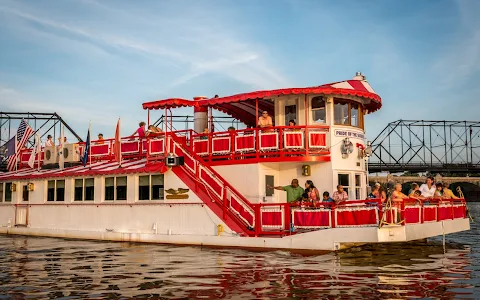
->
xmin=190 ymin=125 xmax=329 ymax=163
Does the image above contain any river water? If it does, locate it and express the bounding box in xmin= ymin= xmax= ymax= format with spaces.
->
xmin=0 ymin=204 xmax=479 ymax=299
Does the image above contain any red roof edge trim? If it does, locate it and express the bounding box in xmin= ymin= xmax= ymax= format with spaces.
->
xmin=143 ymin=98 xmax=197 ymax=110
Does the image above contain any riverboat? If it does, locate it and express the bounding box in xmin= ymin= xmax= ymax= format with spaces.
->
xmin=0 ymin=72 xmax=470 ymax=252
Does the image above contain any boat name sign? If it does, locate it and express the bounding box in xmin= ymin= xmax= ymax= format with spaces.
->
xmin=334 ymin=130 xmax=365 ymax=140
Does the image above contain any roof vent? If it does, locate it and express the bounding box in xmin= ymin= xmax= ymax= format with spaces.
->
xmin=353 ymin=72 xmax=366 ymax=80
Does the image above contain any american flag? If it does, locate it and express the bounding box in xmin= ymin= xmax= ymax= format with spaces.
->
xmin=7 ymin=119 xmax=34 ymax=172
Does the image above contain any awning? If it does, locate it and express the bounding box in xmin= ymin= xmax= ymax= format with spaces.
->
xmin=0 ymin=159 xmax=168 ymax=181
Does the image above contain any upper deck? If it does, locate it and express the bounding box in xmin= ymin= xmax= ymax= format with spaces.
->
xmin=1 ymin=72 xmax=381 ymax=180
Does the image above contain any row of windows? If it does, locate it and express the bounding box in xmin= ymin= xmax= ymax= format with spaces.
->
xmin=0 ymin=182 xmax=13 ymax=202
xmin=0 ymin=175 xmax=165 ymax=203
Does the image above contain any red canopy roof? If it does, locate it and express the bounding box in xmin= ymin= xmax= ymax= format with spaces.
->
xmin=142 ymin=78 xmax=382 ymax=125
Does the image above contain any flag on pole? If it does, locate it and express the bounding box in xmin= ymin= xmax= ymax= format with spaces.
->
xmin=81 ymin=123 xmax=91 ymax=167
xmin=27 ymin=134 xmax=41 ymax=169
xmin=7 ymin=119 xmax=34 ymax=172
xmin=58 ymin=126 xmax=65 ymax=170
xmin=1 ymin=137 xmax=16 ymax=159
xmin=113 ymin=118 xmax=122 ymax=166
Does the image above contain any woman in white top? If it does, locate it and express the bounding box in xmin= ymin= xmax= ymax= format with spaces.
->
xmin=44 ymin=135 xmax=54 ymax=147
xmin=419 ymin=176 xmax=436 ymax=198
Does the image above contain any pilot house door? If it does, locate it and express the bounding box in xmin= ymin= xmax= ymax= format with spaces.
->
xmin=284 ymin=98 xmax=298 ymax=125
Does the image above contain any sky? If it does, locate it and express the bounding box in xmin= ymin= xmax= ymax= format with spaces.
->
xmin=0 ymin=0 xmax=479 ymax=142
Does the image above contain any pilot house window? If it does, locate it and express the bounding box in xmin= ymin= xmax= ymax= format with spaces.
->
xmin=334 ymin=99 xmax=363 ymax=128
xmin=312 ymin=96 xmax=326 ymax=123
xmin=139 ymin=175 xmax=164 ymax=201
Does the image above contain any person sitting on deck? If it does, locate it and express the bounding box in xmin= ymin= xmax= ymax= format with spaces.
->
xmin=269 ymin=179 xmax=304 ymax=204
xmin=419 ymin=176 xmax=436 ymax=198
xmin=332 ymin=185 xmax=348 ymax=204
xmin=442 ymin=183 xmax=459 ymax=199
xmin=411 ymin=190 xmax=426 ymax=203
xmin=322 ymin=191 xmax=334 ymax=203
xmin=408 ymin=183 xmax=420 ymax=197
xmin=227 ymin=126 xmax=236 ymax=132
xmin=258 ymin=111 xmax=273 ymax=130
xmin=97 ymin=133 xmax=105 ymax=145
xmin=434 ymin=182 xmax=448 ymax=200
xmin=130 ymin=121 xmax=147 ymax=139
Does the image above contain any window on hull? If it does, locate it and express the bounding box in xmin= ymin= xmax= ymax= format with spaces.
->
xmin=139 ymin=175 xmax=164 ymax=201
xmin=47 ymin=180 xmax=65 ymax=202
xmin=334 ymin=98 xmax=363 ymax=128
xmin=5 ymin=183 xmax=12 ymax=202
xmin=22 ymin=185 xmax=29 ymax=202
xmin=74 ymin=178 xmax=95 ymax=201
xmin=105 ymin=176 xmax=127 ymax=201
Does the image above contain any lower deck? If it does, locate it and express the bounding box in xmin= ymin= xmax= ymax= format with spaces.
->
xmin=0 ymin=198 xmax=471 ymax=251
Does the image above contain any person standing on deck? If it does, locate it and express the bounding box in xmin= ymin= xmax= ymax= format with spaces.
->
xmin=258 ymin=111 xmax=273 ymax=129
xmin=419 ymin=176 xmax=436 ymax=198
xmin=332 ymin=185 xmax=348 ymax=204
xmin=269 ymin=179 xmax=304 ymax=203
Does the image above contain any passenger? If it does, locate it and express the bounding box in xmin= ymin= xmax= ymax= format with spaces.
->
xmin=147 ymin=125 xmax=162 ymax=134
xmin=304 ymin=180 xmax=319 ymax=203
xmin=434 ymin=182 xmax=447 ymax=199
xmin=419 ymin=176 xmax=436 ymax=198
xmin=408 ymin=183 xmax=419 ymax=197
xmin=44 ymin=135 xmax=54 ymax=147
xmin=288 ymin=120 xmax=296 ymax=126
xmin=58 ymin=137 xmax=67 ymax=145
xmin=442 ymin=183 xmax=459 ymax=199
xmin=269 ymin=179 xmax=304 ymax=204
xmin=411 ymin=190 xmax=426 ymax=201
xmin=131 ymin=122 xmax=147 ymax=139
xmin=258 ymin=111 xmax=273 ymax=130
xmin=332 ymin=185 xmax=348 ymax=204
xmin=200 ymin=127 xmax=209 ymax=140
xmin=97 ymin=133 xmax=105 ymax=145
xmin=300 ymin=192 xmax=311 ymax=205
xmin=378 ymin=186 xmax=387 ymax=202
xmin=392 ymin=183 xmax=408 ymax=201
xmin=322 ymin=191 xmax=334 ymax=203
xmin=368 ymin=185 xmax=379 ymax=198
xmin=228 ymin=126 xmax=236 ymax=132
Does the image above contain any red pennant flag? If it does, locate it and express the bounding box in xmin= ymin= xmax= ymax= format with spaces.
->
xmin=113 ymin=118 xmax=122 ymax=165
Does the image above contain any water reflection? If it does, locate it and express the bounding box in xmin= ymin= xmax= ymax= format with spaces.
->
xmin=0 ymin=204 xmax=478 ymax=299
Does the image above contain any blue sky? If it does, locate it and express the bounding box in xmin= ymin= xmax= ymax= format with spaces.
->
xmin=0 ymin=0 xmax=479 ymax=141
